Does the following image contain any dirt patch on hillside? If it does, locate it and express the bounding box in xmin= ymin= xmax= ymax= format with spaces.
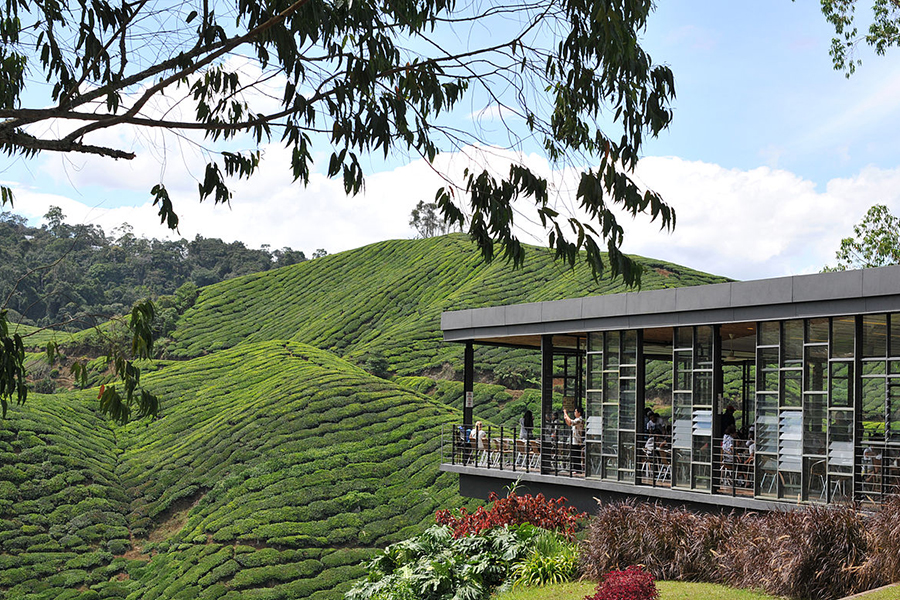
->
xmin=146 ymin=489 xmax=208 ymax=543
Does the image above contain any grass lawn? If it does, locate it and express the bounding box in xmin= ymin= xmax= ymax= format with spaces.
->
xmin=494 ymin=580 xmax=783 ymax=600
xmin=847 ymin=584 xmax=900 ymax=600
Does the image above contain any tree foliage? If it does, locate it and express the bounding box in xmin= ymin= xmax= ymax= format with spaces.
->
xmin=409 ymin=200 xmax=451 ymax=239
xmin=0 ymin=0 xmax=675 ymax=285
xmin=0 ymin=208 xmax=306 ymax=328
xmin=821 ymin=0 xmax=900 ymax=75
xmin=825 ymin=204 xmax=900 ymax=271
xmin=0 ymin=206 xmax=310 ymax=424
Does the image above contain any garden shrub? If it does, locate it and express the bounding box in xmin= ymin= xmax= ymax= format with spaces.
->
xmin=513 ymin=530 xmax=580 ymax=586
xmin=581 ymin=501 xmax=727 ymax=582
xmin=860 ymin=495 xmax=900 ymax=589
xmin=583 ymin=501 xmax=893 ymax=600
xmin=586 ymin=566 xmax=658 ymax=600
xmin=345 ymin=524 xmax=533 ymax=600
xmin=435 ymin=490 xmax=584 ymax=539
xmin=719 ymin=504 xmax=869 ymax=600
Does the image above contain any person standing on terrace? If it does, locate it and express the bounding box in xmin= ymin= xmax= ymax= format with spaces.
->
xmin=564 ymin=407 xmax=585 ymax=474
xmin=720 ymin=405 xmax=737 ymax=432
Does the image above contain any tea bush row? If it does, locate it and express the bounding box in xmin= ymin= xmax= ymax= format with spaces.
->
xmin=110 ymin=342 xmax=474 ymax=599
xmin=0 ymin=341 xmax=477 ymax=599
xmin=169 ymin=236 xmax=725 ymax=379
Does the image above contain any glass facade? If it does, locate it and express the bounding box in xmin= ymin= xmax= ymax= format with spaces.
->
xmin=580 ymin=314 xmax=900 ymax=504
xmin=586 ymin=330 xmax=640 ymax=482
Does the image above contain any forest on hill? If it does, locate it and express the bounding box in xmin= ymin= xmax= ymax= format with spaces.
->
xmin=0 ymin=208 xmax=311 ymax=329
xmin=0 ymin=231 xmax=729 ymax=599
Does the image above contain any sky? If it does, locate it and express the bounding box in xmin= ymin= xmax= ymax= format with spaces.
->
xmin=3 ymin=0 xmax=900 ymax=281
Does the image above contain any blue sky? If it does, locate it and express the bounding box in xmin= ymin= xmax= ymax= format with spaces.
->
xmin=3 ymin=1 xmax=900 ymax=281
xmin=641 ymin=1 xmax=900 ymax=185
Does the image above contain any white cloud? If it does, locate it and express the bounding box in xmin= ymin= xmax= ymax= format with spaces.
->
xmin=8 ymin=151 xmax=900 ymax=282
xmin=620 ymin=158 xmax=900 ymax=279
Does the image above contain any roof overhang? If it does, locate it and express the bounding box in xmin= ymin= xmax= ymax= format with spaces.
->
xmin=442 ymin=265 xmax=900 ymax=345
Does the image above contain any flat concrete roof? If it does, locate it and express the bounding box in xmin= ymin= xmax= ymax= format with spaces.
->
xmin=442 ymin=264 xmax=900 ymax=343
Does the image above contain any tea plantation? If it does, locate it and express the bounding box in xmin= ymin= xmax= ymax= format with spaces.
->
xmin=1 ymin=234 xmax=730 ymax=599
xmin=1 ymin=342 xmax=473 ymax=599
xmin=167 ymin=234 xmax=728 ymax=377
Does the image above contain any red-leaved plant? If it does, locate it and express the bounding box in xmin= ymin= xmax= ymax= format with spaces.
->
xmin=435 ymin=490 xmax=585 ymax=539
xmin=586 ymin=566 xmax=659 ymax=600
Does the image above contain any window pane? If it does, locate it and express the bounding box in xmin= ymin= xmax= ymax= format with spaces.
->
xmin=602 ymin=407 xmax=618 ymax=454
xmin=622 ymin=330 xmax=638 ymax=365
xmin=891 ymin=314 xmax=900 ymax=357
xmin=805 ymin=345 xmax=827 ymax=392
xmin=692 ymin=409 xmax=712 ymax=438
xmin=589 ymin=332 xmax=603 ymax=353
xmin=890 ymin=381 xmax=900 ymax=443
xmin=673 ymin=393 xmax=692 ymax=448
xmin=807 ymin=318 xmax=829 ymax=344
xmin=830 ymin=362 xmax=853 ymax=408
xmin=618 ymin=431 xmax=635 ymax=472
xmin=758 ymin=348 xmax=779 ymax=391
xmin=757 ymin=408 xmax=778 ymax=454
xmin=862 ymin=378 xmax=885 ymax=428
xmin=832 ymin=317 xmax=855 ymax=359
xmin=674 ymin=351 xmax=692 ymax=390
xmin=676 ymin=327 xmax=692 ymax=349
xmin=620 ymin=391 xmax=636 ymax=430
xmin=863 ymin=360 xmax=886 ymax=376
xmin=603 ymin=373 xmax=619 ymax=403
xmin=781 ymin=370 xmax=801 ymax=408
xmin=695 ymin=326 xmax=713 ymax=367
xmin=828 ymin=410 xmax=854 ymax=474
xmin=673 ymin=448 xmax=691 ymax=487
xmin=778 ymin=410 xmax=802 ymax=472
xmin=803 ymin=394 xmax=827 ymax=456
xmin=693 ymin=434 xmax=711 ymax=463
xmin=587 ymin=355 xmax=603 ymax=390
xmin=862 ymin=314 xmax=887 ymax=358
xmin=605 ymin=332 xmax=620 ymax=368
xmin=756 ymin=454 xmax=777 ymax=497
xmin=783 ymin=320 xmax=803 ymax=364
xmin=694 ymin=371 xmax=713 ymax=406
xmin=760 ymin=321 xmax=779 ymax=346
xmin=779 ymin=471 xmax=802 ymax=500
xmin=805 ymin=457 xmax=827 ymax=502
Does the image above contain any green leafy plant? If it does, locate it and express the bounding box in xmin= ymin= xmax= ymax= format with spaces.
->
xmin=513 ymin=530 xmax=580 ymax=587
xmin=347 ymin=524 xmax=540 ymax=600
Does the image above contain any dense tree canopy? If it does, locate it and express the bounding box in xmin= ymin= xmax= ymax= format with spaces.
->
xmin=0 ymin=0 xmax=676 ymax=284
xmin=0 ymin=208 xmax=308 ymax=329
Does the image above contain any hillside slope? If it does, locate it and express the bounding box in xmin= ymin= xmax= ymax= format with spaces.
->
xmin=168 ymin=234 xmax=728 ymax=376
xmin=0 ymin=342 xmax=470 ymax=600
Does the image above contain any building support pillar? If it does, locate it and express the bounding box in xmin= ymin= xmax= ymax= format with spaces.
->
xmin=541 ymin=334 xmax=554 ymax=474
xmin=463 ymin=341 xmax=474 ymax=428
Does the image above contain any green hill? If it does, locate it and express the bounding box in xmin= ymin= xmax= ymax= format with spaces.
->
xmin=1 ymin=234 xmax=731 ymax=600
xmin=0 ymin=341 xmax=468 ymax=599
xmin=168 ymin=234 xmax=728 ymax=377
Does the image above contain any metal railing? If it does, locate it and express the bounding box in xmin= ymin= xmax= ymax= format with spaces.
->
xmin=441 ymin=424 xmax=585 ymax=478
xmin=636 ymin=433 xmax=673 ymax=488
xmin=711 ymin=435 xmax=755 ymax=497
xmin=441 ymin=423 xmax=900 ymax=507
xmin=855 ymin=441 xmax=900 ymax=506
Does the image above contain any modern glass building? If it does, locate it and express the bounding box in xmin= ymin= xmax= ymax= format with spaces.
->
xmin=439 ymin=266 xmax=900 ymax=511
